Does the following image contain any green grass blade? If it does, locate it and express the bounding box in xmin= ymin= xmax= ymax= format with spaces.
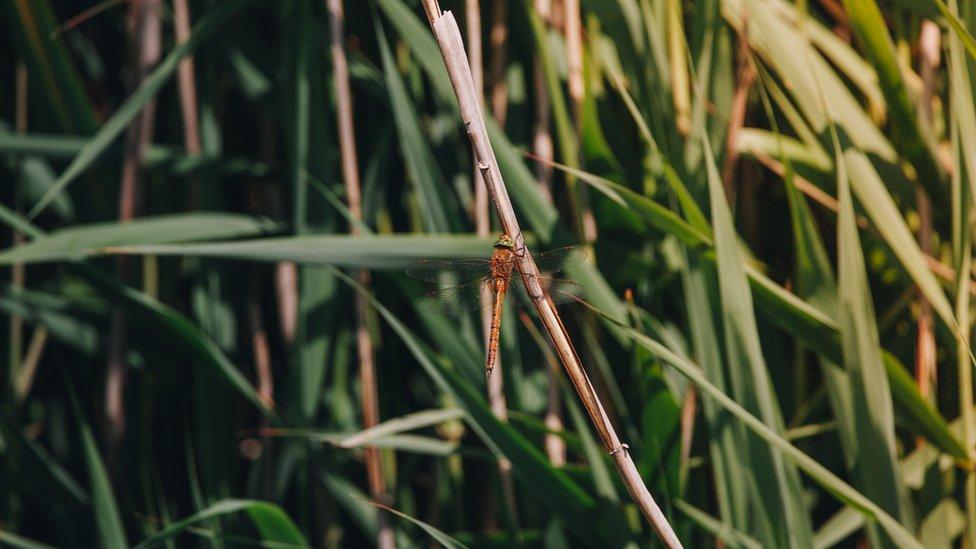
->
xmin=368 ymin=501 xmax=470 ymax=549
xmin=0 ymin=530 xmax=57 ymax=549
xmin=562 ymin=162 xmax=969 ymax=459
xmin=330 ymin=268 xmax=631 ymax=546
xmin=839 ymin=0 xmax=943 ymax=183
xmin=336 ymin=408 xmax=465 ymax=448
xmin=375 ymin=17 xmax=456 ymax=233
xmin=702 ymin=134 xmax=813 ymax=547
xmin=835 ymin=143 xmax=913 ymax=542
xmin=100 ymin=234 xmax=493 ymax=268
xmin=133 ymin=499 xmax=306 ymax=549
xmin=27 ymin=0 xmax=256 ymax=219
xmin=594 ymin=309 xmax=924 ymax=549
xmin=675 ymin=500 xmax=762 ymax=549
xmin=65 ymin=374 xmax=128 ymax=548
xmin=1 ymin=0 xmax=99 ymax=134
xmin=0 ymin=213 xmax=279 ymax=266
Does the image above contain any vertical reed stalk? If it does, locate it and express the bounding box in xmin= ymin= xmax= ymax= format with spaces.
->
xmin=721 ymin=19 xmax=755 ymax=202
xmin=530 ymin=0 xmax=565 ymax=466
xmin=915 ymin=21 xmax=940 ymax=416
xmin=466 ymin=0 xmax=520 ymax=529
xmin=955 ymin=192 xmax=975 ymax=549
xmin=564 ymin=0 xmax=583 ymax=130
xmin=327 ymin=2 xmax=394 ymax=547
xmin=107 ymin=0 xmax=162 ymax=448
xmin=173 ymin=0 xmax=201 ymax=157
xmin=487 ymin=1 xmax=509 ymax=126
xmin=420 ymin=3 xmax=681 ymax=545
xmin=9 ymin=63 xmax=27 ymax=391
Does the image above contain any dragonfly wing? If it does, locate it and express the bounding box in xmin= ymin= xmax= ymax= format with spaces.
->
xmin=524 ymin=246 xmax=587 ymax=274
xmin=405 ymin=259 xmax=492 ymax=283
xmin=547 ymin=279 xmax=587 ymax=305
xmin=416 ymin=277 xmax=494 ymax=314
xmin=509 ymin=274 xmax=586 ymax=306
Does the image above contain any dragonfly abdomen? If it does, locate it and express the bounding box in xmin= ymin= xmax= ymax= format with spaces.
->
xmin=485 ymin=277 xmax=507 ymax=379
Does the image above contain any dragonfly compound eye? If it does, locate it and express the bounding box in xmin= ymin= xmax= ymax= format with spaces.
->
xmin=494 ymin=234 xmax=516 ymax=249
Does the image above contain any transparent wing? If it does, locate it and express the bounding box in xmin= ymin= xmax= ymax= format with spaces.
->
xmin=405 ymin=259 xmax=491 ymax=283
xmin=509 ymin=274 xmax=587 ymax=307
xmin=415 ymin=277 xmax=494 ymax=314
xmin=521 ymin=246 xmax=587 ymax=275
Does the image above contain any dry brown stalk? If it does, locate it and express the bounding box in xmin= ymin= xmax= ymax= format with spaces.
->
xmin=722 ymin=17 xmax=755 ymax=201
xmin=16 ymin=327 xmax=48 ymax=402
xmin=420 ymin=3 xmax=681 ymax=545
xmin=915 ymin=20 xmax=940 ymax=415
xmin=10 ymin=63 xmax=28 ymax=387
xmin=107 ymin=0 xmax=162 ymax=447
xmin=487 ymin=0 xmax=509 ymax=125
xmin=466 ymin=0 xmax=520 ymax=528
xmin=530 ymin=0 xmax=566 ymax=467
xmin=173 ymin=0 xmax=202 ymax=157
xmin=327 ymin=1 xmax=394 ymax=547
xmin=564 ymin=0 xmax=583 ymax=130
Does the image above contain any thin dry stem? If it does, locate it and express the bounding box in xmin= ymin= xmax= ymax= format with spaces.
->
xmin=327 ymin=2 xmax=394 ymax=547
xmin=516 ymin=309 xmax=566 ymax=464
xmin=915 ymin=20 xmax=940 ymax=418
xmin=16 ymin=327 xmax=47 ymax=403
xmin=421 ymin=5 xmax=681 ymax=546
xmin=487 ymin=0 xmax=509 ymax=125
xmin=173 ymin=0 xmax=201 ymax=156
xmin=722 ymin=17 xmax=755 ymax=201
xmin=466 ymin=0 xmax=520 ymax=528
xmin=108 ymin=0 xmax=162 ymax=447
xmin=10 ymin=63 xmax=28 ymax=387
xmin=529 ymin=1 xmax=565 ymax=466
xmin=531 ymin=2 xmax=554 ymax=203
xmin=564 ymin=0 xmax=583 ymax=130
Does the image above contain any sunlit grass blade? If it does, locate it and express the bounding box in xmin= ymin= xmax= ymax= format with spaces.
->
xmin=838 ymin=0 xmax=943 ymax=182
xmin=835 ymin=141 xmax=913 ymax=544
xmin=132 ymin=499 xmax=306 ymax=549
xmin=555 ymin=160 xmax=968 ymax=459
xmin=366 ymin=500 xmax=470 ymax=549
xmin=336 ymin=408 xmax=465 ymax=448
xmin=702 ymin=134 xmax=813 ymax=547
xmin=0 ymin=213 xmax=279 ymax=265
xmin=99 ymin=234 xmax=491 ymax=267
xmin=588 ymin=304 xmax=924 ymax=548
xmin=675 ymin=500 xmax=762 ymax=549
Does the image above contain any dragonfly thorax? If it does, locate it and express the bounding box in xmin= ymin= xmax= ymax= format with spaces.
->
xmin=489 ymin=247 xmax=517 ymax=282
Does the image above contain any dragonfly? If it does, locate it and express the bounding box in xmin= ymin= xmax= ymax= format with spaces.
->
xmin=406 ymin=234 xmax=587 ymax=379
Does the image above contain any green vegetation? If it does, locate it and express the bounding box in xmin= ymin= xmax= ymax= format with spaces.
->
xmin=2 ymin=0 xmax=976 ymax=546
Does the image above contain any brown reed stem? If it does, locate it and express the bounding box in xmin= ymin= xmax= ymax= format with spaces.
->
xmin=9 ymin=63 xmax=28 ymax=393
xmin=173 ymin=0 xmax=202 ymax=157
xmin=722 ymin=16 xmax=755 ymax=202
xmin=466 ymin=0 xmax=520 ymax=530
xmin=914 ymin=20 xmax=940 ymax=419
xmin=107 ymin=0 xmax=162 ymax=448
xmin=419 ymin=4 xmax=681 ymax=546
xmin=487 ymin=0 xmax=509 ymax=125
xmin=327 ymin=2 xmax=395 ymax=547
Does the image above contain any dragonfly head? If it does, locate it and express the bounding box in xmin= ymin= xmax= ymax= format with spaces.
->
xmin=493 ymin=234 xmax=516 ymax=250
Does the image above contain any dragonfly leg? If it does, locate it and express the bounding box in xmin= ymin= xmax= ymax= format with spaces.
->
xmin=609 ymin=442 xmax=630 ymax=456
xmin=512 ymin=232 xmax=529 ymax=258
